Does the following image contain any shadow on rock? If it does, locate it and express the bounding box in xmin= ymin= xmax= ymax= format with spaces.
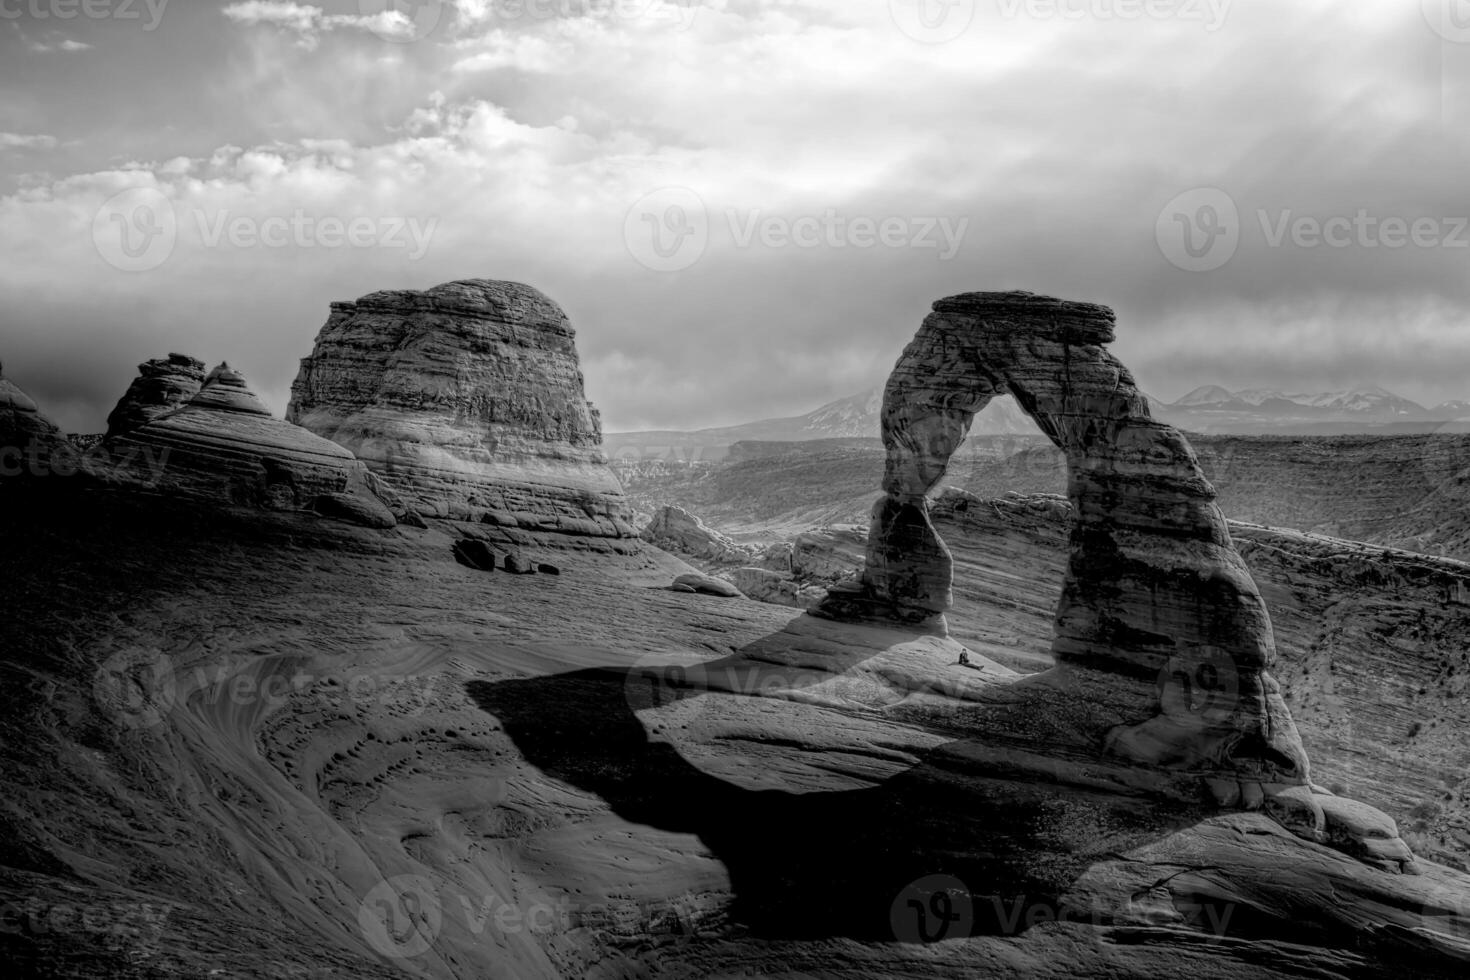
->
xmin=465 ymin=616 xmax=1219 ymax=945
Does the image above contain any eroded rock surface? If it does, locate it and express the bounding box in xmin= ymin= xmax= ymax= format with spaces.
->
xmin=641 ymin=504 xmax=756 ymax=562
xmin=726 ymin=566 xmax=824 ymax=609
xmin=0 ymin=361 xmax=70 ymax=474
xmin=922 ymin=488 xmax=1470 ymax=868
xmin=287 ymin=279 xmax=635 ymax=537
xmin=104 ymin=353 xmax=206 ymax=439
xmin=818 ymin=291 xmax=1312 ymax=804
xmin=107 ymin=363 xmax=393 ymax=521
xmin=3 ymin=480 xmax=1468 ymax=978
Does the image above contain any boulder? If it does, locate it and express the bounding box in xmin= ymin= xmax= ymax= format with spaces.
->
xmin=672 ymin=573 xmax=742 ymax=598
xmin=286 ymin=279 xmax=634 ymax=536
xmin=536 ymin=563 xmax=561 ymax=576
xmin=503 ymin=553 xmax=536 ymax=575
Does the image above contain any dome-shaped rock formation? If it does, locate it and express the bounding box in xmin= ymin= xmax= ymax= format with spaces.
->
xmin=104 ymin=353 xmax=206 ymax=439
xmin=817 ymin=291 xmax=1321 ymax=811
xmin=0 ymin=361 xmax=72 ymax=478
xmin=286 ymin=279 xmax=635 ymax=537
xmin=106 ymin=362 xmax=394 ymax=519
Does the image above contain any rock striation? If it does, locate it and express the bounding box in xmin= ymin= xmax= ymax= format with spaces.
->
xmin=104 ymin=353 xmax=206 ymax=439
xmin=287 ymin=279 xmax=635 ymax=537
xmin=107 ymin=362 xmax=394 ymax=522
xmin=818 ymin=292 xmax=1313 ymax=805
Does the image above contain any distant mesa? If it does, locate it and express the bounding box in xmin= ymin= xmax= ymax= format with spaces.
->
xmin=105 ymin=353 xmax=206 ymax=439
xmin=107 ymin=361 xmax=399 ymax=525
xmin=288 ymin=279 xmax=635 ymax=538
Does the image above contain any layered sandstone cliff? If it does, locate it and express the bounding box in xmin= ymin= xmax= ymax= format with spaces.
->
xmin=287 ymin=279 xmax=634 ymax=537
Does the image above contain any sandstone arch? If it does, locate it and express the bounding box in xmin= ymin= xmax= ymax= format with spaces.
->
xmin=820 ymin=292 xmax=1310 ymax=792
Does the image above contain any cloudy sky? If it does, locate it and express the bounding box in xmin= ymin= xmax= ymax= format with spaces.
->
xmin=2 ymin=0 xmax=1468 ymax=432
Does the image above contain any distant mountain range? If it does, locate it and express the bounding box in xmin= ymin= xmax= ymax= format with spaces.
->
xmin=604 ymin=384 xmax=1470 ymax=459
xmin=1159 ymin=385 xmax=1470 ymax=433
xmin=1170 ymin=384 xmax=1438 ymax=417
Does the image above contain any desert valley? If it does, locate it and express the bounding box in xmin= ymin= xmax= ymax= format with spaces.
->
xmin=3 ymin=279 xmax=1470 ymax=979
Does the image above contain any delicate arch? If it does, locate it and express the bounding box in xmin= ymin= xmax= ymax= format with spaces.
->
xmin=819 ymin=292 xmax=1308 ymax=787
